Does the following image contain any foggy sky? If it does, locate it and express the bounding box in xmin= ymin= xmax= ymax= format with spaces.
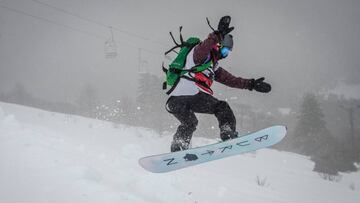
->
xmin=0 ymin=0 xmax=359 ymax=107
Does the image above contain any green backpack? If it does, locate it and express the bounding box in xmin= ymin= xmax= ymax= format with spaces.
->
xmin=162 ymin=27 xmax=212 ymax=95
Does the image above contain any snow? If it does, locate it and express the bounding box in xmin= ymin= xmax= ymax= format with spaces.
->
xmin=326 ymin=83 xmax=360 ymax=100
xmin=0 ymin=102 xmax=359 ymax=203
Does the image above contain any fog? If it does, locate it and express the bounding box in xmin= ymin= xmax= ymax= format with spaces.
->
xmin=1 ymin=0 xmax=360 ymax=177
xmin=1 ymin=0 xmax=359 ymax=106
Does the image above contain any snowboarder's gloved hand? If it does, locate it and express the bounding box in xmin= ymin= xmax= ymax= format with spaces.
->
xmin=217 ymin=16 xmax=234 ymax=38
xmin=248 ymin=77 xmax=271 ymax=93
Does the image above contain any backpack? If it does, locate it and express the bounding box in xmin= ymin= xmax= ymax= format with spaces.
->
xmin=162 ymin=27 xmax=212 ymax=95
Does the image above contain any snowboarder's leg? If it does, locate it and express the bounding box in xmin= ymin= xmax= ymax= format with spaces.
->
xmin=171 ymin=112 xmax=198 ymax=152
xmin=187 ymin=92 xmax=237 ymax=141
xmin=167 ymin=96 xmax=198 ymax=152
xmin=167 ymin=93 xmax=238 ymax=152
xmin=213 ymin=100 xmax=238 ymax=141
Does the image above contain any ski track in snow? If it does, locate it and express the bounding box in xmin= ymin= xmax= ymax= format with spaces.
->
xmin=0 ymin=102 xmax=359 ymax=203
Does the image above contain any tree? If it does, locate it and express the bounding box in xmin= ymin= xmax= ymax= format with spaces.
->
xmin=311 ymin=136 xmax=339 ymax=176
xmin=292 ymin=93 xmax=329 ymax=156
xmin=292 ymin=93 xmax=359 ymax=175
xmin=4 ymin=83 xmax=34 ymax=105
xmin=114 ymin=96 xmax=137 ymax=125
xmin=137 ymin=73 xmax=170 ymax=133
xmin=77 ymin=84 xmax=98 ymax=118
xmin=319 ymin=95 xmax=360 ymax=173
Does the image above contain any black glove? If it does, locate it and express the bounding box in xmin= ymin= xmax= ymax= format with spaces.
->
xmin=217 ymin=16 xmax=234 ymax=38
xmin=248 ymin=77 xmax=271 ymax=93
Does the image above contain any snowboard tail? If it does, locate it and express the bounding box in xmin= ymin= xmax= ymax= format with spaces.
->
xmin=139 ymin=125 xmax=287 ymax=173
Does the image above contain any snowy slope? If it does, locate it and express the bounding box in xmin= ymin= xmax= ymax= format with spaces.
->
xmin=0 ymin=102 xmax=359 ymax=203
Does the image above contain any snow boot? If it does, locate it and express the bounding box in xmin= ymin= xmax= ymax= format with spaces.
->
xmin=171 ymin=137 xmax=190 ymax=152
xmin=220 ymin=125 xmax=238 ymax=141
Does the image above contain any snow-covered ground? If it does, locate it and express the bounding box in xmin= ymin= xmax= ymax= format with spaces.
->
xmin=0 ymin=102 xmax=359 ymax=203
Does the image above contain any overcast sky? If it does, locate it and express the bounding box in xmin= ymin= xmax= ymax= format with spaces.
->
xmin=0 ymin=0 xmax=359 ymax=107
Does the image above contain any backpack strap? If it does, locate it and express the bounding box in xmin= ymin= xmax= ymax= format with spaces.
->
xmin=166 ymin=76 xmax=181 ymax=95
xmin=165 ymin=60 xmax=213 ymax=95
xmin=166 ymin=74 xmax=213 ymax=95
xmin=165 ymin=26 xmax=186 ymax=55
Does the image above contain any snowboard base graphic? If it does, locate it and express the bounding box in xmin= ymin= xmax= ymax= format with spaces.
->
xmin=139 ymin=125 xmax=287 ymax=173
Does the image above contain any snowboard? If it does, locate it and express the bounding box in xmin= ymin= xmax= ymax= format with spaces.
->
xmin=139 ymin=125 xmax=287 ymax=173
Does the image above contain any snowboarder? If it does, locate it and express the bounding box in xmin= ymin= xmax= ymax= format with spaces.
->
xmin=166 ymin=16 xmax=271 ymax=152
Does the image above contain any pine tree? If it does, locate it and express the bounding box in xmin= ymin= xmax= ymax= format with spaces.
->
xmin=137 ymin=73 xmax=169 ymax=133
xmin=7 ymin=83 xmax=32 ymax=105
xmin=292 ymin=93 xmax=355 ymax=175
xmin=292 ymin=93 xmax=329 ymax=156
xmin=78 ymin=84 xmax=98 ymax=118
xmin=115 ymin=96 xmax=137 ymax=125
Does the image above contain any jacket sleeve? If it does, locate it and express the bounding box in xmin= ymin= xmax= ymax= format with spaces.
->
xmin=193 ymin=32 xmax=221 ymax=65
xmin=214 ymin=67 xmax=253 ymax=89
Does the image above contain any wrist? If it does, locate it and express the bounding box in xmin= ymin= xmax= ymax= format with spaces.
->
xmin=247 ymin=79 xmax=255 ymax=91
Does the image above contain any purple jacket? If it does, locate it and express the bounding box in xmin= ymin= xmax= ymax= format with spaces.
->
xmin=193 ymin=33 xmax=252 ymax=90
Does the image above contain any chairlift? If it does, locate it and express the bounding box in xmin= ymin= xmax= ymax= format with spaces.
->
xmin=104 ymin=27 xmax=117 ymax=58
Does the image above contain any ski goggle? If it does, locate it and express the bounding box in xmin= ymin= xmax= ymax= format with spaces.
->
xmin=220 ymin=46 xmax=231 ymax=58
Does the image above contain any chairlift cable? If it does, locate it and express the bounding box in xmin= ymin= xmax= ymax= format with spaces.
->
xmin=0 ymin=4 xmax=161 ymax=56
xmin=30 ymin=0 xmax=168 ymax=48
xmin=0 ymin=4 xmax=105 ymax=40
